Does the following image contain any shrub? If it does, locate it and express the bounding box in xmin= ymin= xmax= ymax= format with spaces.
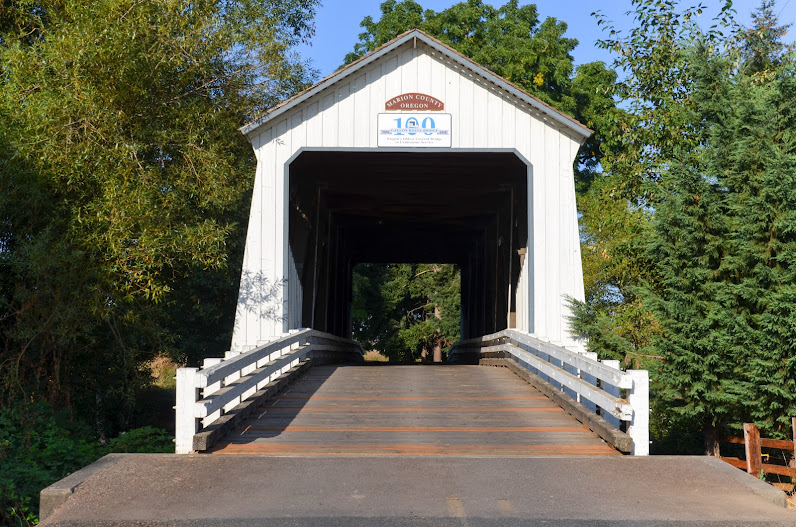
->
xmin=108 ymin=426 xmax=173 ymax=453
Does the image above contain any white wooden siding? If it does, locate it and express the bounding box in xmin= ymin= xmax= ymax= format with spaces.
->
xmin=231 ymin=40 xmax=586 ymax=351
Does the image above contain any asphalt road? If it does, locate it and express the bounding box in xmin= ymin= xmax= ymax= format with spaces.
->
xmin=41 ymin=454 xmax=795 ymax=526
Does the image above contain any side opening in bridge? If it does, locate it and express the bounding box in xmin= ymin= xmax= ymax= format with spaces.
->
xmin=287 ymin=150 xmax=529 ymax=342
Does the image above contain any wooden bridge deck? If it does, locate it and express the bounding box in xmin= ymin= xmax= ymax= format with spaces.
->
xmin=209 ymin=364 xmax=620 ymax=456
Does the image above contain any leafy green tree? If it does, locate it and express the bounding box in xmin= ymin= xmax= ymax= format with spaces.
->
xmin=346 ymin=1 xmax=621 ymax=357
xmin=345 ymin=0 xmax=619 ymax=190
xmin=571 ymin=1 xmax=738 ymax=368
xmin=0 ymin=0 xmax=317 ymax=431
xmin=1 ymin=0 xmax=319 ymax=522
xmin=353 ymin=264 xmax=460 ymax=362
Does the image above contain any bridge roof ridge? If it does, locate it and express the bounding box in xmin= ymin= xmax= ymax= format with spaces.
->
xmin=239 ymin=28 xmax=593 ymax=141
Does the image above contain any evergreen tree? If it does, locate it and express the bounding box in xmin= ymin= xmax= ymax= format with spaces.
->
xmin=740 ymin=0 xmax=793 ymax=76
xmin=644 ymin=45 xmax=739 ymax=455
xmin=645 ymin=4 xmax=796 ymax=449
xmin=712 ymin=63 xmax=796 ymax=438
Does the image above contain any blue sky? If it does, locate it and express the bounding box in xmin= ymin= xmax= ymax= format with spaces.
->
xmin=298 ymin=0 xmax=796 ymax=78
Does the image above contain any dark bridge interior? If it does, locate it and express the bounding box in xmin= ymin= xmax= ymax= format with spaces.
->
xmin=288 ymin=150 xmax=528 ymax=340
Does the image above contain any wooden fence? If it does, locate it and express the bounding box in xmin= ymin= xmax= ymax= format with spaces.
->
xmin=721 ymin=418 xmax=796 ymax=479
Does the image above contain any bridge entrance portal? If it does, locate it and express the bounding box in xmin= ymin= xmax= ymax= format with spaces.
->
xmin=230 ymin=29 xmax=590 ymax=353
xmin=172 ymin=30 xmax=651 ymax=459
xmin=287 ymin=150 xmax=528 ymax=341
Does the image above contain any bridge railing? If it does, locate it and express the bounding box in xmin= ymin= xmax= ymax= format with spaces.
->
xmin=448 ymin=329 xmax=649 ymax=455
xmin=175 ymin=328 xmax=363 ymax=453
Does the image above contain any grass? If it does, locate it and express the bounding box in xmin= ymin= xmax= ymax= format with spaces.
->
xmin=363 ymin=350 xmax=389 ymax=362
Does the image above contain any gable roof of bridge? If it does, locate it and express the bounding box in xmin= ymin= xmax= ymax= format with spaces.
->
xmin=240 ymin=28 xmax=593 ymax=141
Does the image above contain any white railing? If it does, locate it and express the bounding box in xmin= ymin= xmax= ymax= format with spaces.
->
xmin=175 ymin=328 xmax=363 ymax=453
xmin=449 ymin=329 xmax=649 ymax=455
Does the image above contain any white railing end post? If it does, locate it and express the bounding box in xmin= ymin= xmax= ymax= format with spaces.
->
xmin=627 ymin=369 xmax=650 ymax=456
xmin=175 ymin=367 xmax=200 ymax=454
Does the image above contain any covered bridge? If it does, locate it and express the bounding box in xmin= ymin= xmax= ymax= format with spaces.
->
xmin=231 ymin=28 xmax=590 ymax=351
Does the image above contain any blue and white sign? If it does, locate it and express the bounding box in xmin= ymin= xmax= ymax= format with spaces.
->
xmin=377 ymin=113 xmax=452 ymax=147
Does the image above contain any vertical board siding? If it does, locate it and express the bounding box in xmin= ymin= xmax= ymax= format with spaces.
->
xmin=352 ymin=74 xmax=369 ymax=147
xmin=444 ymin=61 xmax=460 ymax=149
xmin=472 ymin=81 xmax=489 ymax=147
xmin=367 ymin=65 xmax=386 ymax=148
xmin=400 ymin=47 xmax=418 ymax=93
xmin=546 ymin=124 xmax=562 ymax=342
xmin=231 ymin=40 xmax=586 ymax=351
xmin=274 ymin=118 xmax=291 ymax=334
xmin=337 ymin=83 xmax=354 ymax=146
xmin=457 ymin=72 xmax=475 ymax=148
xmin=487 ymin=87 xmax=503 ymax=148
xmin=416 ymin=49 xmax=432 ymax=94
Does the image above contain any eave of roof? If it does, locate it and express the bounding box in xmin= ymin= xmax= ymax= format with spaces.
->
xmin=240 ymin=29 xmax=593 ymax=142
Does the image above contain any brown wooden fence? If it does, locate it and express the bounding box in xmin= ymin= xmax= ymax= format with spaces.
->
xmin=720 ymin=418 xmax=796 ymax=479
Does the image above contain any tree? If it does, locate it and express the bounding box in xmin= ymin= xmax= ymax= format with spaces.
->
xmin=345 ymin=0 xmax=619 ymax=189
xmin=346 ymin=1 xmax=621 ymax=358
xmin=740 ymin=0 xmax=793 ymax=76
xmin=710 ymin=60 xmax=796 ymax=439
xmin=353 ymin=263 xmax=460 ymax=362
xmin=570 ymin=1 xmax=738 ymax=370
xmin=1 ymin=0 xmax=319 ymax=522
xmin=644 ymin=50 xmax=738 ymax=452
xmin=0 ymin=0 xmax=318 ymax=428
xmin=597 ymin=1 xmax=796 ymax=453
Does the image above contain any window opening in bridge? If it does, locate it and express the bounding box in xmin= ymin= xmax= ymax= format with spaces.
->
xmin=352 ymin=263 xmax=461 ymax=363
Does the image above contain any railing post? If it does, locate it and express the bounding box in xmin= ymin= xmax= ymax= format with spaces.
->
xmin=601 ymin=359 xmax=622 ymax=430
xmin=175 ymin=367 xmax=199 ymax=454
xmin=627 ymin=369 xmax=649 ymax=456
xmin=744 ymin=423 xmax=762 ymax=477
xmin=202 ymin=358 xmax=223 ymax=427
xmin=792 ymin=417 xmax=796 ymax=465
xmin=580 ymin=351 xmax=598 ymax=413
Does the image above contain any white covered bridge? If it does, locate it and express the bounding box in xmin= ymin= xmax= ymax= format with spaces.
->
xmin=175 ymin=29 xmax=649 ymax=458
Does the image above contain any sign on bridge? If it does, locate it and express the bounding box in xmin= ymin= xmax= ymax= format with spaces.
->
xmin=377 ymin=113 xmax=452 ymax=147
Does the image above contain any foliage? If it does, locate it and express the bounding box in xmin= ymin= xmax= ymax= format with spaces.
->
xmin=0 ymin=2 xmax=317 ymax=522
xmin=0 ymin=401 xmax=176 ymax=525
xmin=571 ymin=0 xmax=796 ymax=451
xmin=571 ymin=2 xmax=737 ymax=372
xmin=572 ymin=1 xmax=738 ymax=363
xmin=0 ymin=0 xmax=318 ymax=433
xmin=648 ymin=49 xmax=796 ymax=450
xmin=588 ymin=1 xmax=795 ymax=452
xmin=0 ymin=402 xmax=106 ymax=526
xmin=108 ymin=426 xmax=174 ymax=453
xmin=708 ymin=60 xmax=796 ymax=438
xmin=739 ymin=0 xmax=793 ymax=76
xmin=345 ymin=0 xmax=620 ymax=192
xmin=353 ymin=264 xmax=460 ymax=362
